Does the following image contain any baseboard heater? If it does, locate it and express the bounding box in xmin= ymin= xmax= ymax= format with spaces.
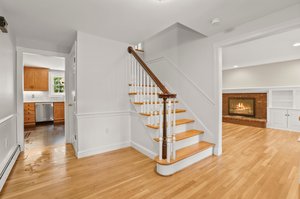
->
xmin=0 ymin=145 xmax=20 ymax=181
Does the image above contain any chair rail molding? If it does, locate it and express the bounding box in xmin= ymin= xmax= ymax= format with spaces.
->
xmin=76 ymin=110 xmax=131 ymax=119
xmin=0 ymin=114 xmax=15 ymax=126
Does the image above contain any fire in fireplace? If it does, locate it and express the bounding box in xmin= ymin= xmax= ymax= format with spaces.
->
xmin=228 ymin=98 xmax=255 ymax=117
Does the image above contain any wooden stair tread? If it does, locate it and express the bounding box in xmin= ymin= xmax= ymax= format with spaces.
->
xmin=133 ymin=101 xmax=179 ymax=105
xmin=153 ymin=129 xmax=204 ymax=142
xmin=140 ymin=109 xmax=186 ymax=116
xmin=146 ymin=119 xmax=194 ymax=129
xmin=155 ymin=141 xmax=214 ymax=165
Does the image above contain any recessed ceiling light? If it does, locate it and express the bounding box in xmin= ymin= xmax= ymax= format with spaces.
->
xmin=233 ymin=65 xmax=239 ymax=68
xmin=293 ymin=43 xmax=300 ymax=47
xmin=211 ymin=18 xmax=221 ymax=25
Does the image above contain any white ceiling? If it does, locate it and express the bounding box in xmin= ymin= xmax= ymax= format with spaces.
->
xmin=23 ymin=53 xmax=65 ymax=71
xmin=222 ymin=27 xmax=300 ymax=70
xmin=1 ymin=0 xmax=300 ymax=53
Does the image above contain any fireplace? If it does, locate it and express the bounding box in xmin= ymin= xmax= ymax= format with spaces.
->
xmin=228 ymin=98 xmax=255 ymax=117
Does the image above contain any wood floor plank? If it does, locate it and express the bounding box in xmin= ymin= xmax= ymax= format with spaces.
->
xmin=1 ymin=123 xmax=300 ymax=199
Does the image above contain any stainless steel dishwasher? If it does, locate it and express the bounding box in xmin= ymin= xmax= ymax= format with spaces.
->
xmin=35 ymin=102 xmax=54 ymax=122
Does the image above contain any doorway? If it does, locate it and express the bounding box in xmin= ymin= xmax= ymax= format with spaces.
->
xmin=16 ymin=47 xmax=76 ymax=155
xmin=22 ymin=52 xmax=66 ymax=152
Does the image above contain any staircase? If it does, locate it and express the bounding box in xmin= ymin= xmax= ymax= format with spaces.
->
xmin=127 ymin=46 xmax=214 ymax=176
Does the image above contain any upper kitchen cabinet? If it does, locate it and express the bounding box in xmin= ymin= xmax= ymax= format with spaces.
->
xmin=24 ymin=66 xmax=49 ymax=91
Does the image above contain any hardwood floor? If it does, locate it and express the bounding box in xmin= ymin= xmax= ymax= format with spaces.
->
xmin=1 ymin=123 xmax=300 ymax=199
xmin=24 ymin=124 xmax=65 ymax=149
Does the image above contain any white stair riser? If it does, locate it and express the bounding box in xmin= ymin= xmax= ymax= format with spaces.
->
xmin=138 ymin=112 xmax=189 ymax=122
xmin=156 ymin=147 xmax=213 ymax=176
xmin=174 ymin=134 xmax=203 ymax=150
xmin=147 ymin=123 xmax=194 ymax=135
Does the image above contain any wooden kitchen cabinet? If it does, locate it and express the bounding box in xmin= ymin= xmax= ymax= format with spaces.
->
xmin=54 ymin=102 xmax=65 ymax=123
xmin=24 ymin=102 xmax=36 ymax=127
xmin=24 ymin=66 xmax=49 ymax=91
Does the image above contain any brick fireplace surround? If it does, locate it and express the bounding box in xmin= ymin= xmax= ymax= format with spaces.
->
xmin=223 ymin=93 xmax=267 ymax=128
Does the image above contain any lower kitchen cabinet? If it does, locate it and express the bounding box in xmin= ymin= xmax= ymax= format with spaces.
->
xmin=54 ymin=102 xmax=65 ymax=123
xmin=24 ymin=102 xmax=36 ymax=127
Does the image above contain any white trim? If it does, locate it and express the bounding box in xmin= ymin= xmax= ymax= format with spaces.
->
xmin=268 ymin=107 xmax=300 ymax=111
xmin=77 ymin=141 xmax=130 ymax=158
xmin=146 ymin=56 xmax=216 ymax=106
xmin=0 ymin=115 xmax=15 ymax=126
xmin=223 ymin=85 xmax=300 ymax=92
xmin=17 ymin=47 xmax=68 ymax=57
xmin=131 ymin=141 xmax=157 ymax=160
xmin=76 ymin=110 xmax=130 ymax=119
xmin=0 ymin=146 xmax=20 ymax=191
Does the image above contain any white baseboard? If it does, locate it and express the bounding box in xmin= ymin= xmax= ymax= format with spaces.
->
xmin=131 ymin=141 xmax=157 ymax=160
xmin=77 ymin=141 xmax=130 ymax=158
xmin=0 ymin=146 xmax=20 ymax=191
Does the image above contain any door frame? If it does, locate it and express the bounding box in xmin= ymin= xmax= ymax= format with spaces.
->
xmin=213 ymin=19 xmax=300 ymax=155
xmin=16 ymin=47 xmax=69 ymax=151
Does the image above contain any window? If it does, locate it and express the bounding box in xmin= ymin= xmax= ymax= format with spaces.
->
xmin=50 ymin=71 xmax=65 ymax=96
xmin=53 ymin=77 xmax=64 ymax=93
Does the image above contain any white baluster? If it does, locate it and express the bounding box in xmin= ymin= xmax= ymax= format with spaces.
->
xmin=140 ymin=69 xmax=144 ymax=113
xmin=172 ymin=98 xmax=176 ymax=160
xmin=134 ymin=60 xmax=139 ymax=98
xmin=146 ymin=75 xmax=150 ymax=115
xmin=143 ymin=70 xmax=147 ymax=113
xmin=155 ymin=85 xmax=158 ymax=125
xmin=133 ymin=59 xmax=137 ymax=102
xmin=159 ymin=103 xmax=163 ymax=160
xmin=131 ymin=56 xmax=135 ymax=93
xmin=150 ymin=80 xmax=154 ymax=125
xmin=167 ymin=100 xmax=172 ymax=162
xmin=140 ymin=64 xmax=142 ymax=96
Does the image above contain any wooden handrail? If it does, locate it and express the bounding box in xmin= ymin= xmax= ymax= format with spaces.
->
xmin=128 ymin=46 xmax=176 ymax=99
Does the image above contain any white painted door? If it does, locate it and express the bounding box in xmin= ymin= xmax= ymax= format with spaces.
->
xmin=287 ymin=110 xmax=300 ymax=132
xmin=67 ymin=42 xmax=78 ymax=152
xmin=269 ymin=109 xmax=288 ymax=129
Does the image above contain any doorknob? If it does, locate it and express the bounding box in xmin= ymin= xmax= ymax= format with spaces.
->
xmin=68 ymin=104 xmax=73 ymax=107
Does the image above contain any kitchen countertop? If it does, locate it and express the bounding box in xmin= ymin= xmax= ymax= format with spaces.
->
xmin=24 ymin=100 xmax=65 ymax=103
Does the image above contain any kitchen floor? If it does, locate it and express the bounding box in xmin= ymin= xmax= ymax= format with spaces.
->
xmin=24 ymin=123 xmax=65 ymax=150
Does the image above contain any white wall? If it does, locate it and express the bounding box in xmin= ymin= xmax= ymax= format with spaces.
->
xmin=75 ymin=31 xmax=130 ymax=157
xmin=0 ymin=10 xmax=18 ymax=190
xmin=223 ymin=59 xmax=300 ymax=89
xmin=143 ymin=5 xmax=300 ymax=155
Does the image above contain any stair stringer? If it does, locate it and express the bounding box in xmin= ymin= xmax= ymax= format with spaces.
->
xmin=130 ymin=103 xmax=158 ymax=159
